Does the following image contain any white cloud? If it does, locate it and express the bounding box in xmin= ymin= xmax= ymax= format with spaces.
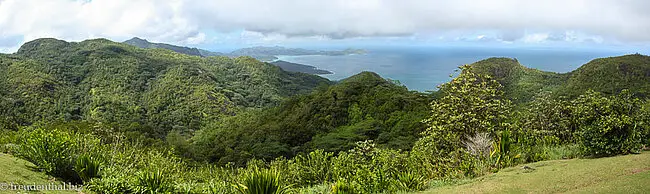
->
xmin=0 ymin=0 xmax=200 ymax=45
xmin=0 ymin=0 xmax=649 ymax=51
xmin=522 ymin=33 xmax=550 ymax=43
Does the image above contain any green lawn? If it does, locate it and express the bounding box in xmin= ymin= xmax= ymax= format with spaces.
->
xmin=0 ymin=153 xmax=80 ymax=194
xmin=423 ymin=151 xmax=650 ymax=194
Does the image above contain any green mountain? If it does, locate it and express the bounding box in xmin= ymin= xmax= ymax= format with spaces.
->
xmin=123 ymin=37 xmax=210 ymax=57
xmin=468 ymin=54 xmax=650 ymax=102
xmin=0 ymin=38 xmax=330 ymax=135
xmin=190 ymin=71 xmax=432 ymax=164
xmin=468 ymin=58 xmax=568 ymax=103
xmin=122 ymin=37 xmax=363 ymax=74
xmin=229 ymin=46 xmax=367 ymax=61
xmin=270 ymin=60 xmax=333 ymax=75
xmin=562 ymin=54 xmax=650 ymax=98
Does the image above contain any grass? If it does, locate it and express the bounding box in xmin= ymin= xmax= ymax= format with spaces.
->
xmin=422 ymin=151 xmax=650 ymax=194
xmin=0 ymin=153 xmax=80 ymax=194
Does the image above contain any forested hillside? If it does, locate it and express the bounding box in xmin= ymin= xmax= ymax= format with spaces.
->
xmin=563 ymin=54 xmax=650 ymax=97
xmin=0 ymin=38 xmax=330 ymax=136
xmin=468 ymin=54 xmax=650 ymax=103
xmin=186 ymin=71 xmax=432 ymax=165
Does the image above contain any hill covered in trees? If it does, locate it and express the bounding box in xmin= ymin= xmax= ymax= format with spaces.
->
xmin=468 ymin=54 xmax=650 ymax=103
xmin=270 ymin=60 xmax=333 ymax=75
xmin=123 ymin=37 xmax=365 ymax=74
xmin=186 ymin=71 xmax=432 ymax=164
xmin=0 ymin=38 xmax=330 ymax=136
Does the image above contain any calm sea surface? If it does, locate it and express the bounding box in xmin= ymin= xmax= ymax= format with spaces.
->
xmin=277 ymin=46 xmax=638 ymax=91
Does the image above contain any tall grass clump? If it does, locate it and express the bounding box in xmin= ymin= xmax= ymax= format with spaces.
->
xmin=330 ymin=180 xmax=359 ymax=194
xmin=133 ymin=169 xmax=174 ymax=194
xmin=15 ymin=128 xmax=82 ymax=182
xmin=74 ymin=153 xmax=103 ymax=183
xmin=234 ymin=168 xmax=291 ymax=194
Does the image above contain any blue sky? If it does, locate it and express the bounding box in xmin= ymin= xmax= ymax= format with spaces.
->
xmin=1 ymin=0 xmax=650 ymax=53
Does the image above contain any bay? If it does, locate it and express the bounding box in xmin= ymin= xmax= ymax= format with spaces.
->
xmin=277 ymin=46 xmax=637 ymax=92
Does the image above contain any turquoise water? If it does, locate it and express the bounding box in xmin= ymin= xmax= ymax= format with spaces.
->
xmin=277 ymin=47 xmax=639 ymax=92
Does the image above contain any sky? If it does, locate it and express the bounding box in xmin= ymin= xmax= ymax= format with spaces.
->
xmin=0 ymin=0 xmax=649 ymax=53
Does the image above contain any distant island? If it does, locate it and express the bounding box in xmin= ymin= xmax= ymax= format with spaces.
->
xmin=123 ymin=37 xmax=224 ymax=57
xmin=270 ymin=60 xmax=333 ymax=75
xmin=123 ymin=37 xmax=366 ymax=75
xmin=229 ymin=46 xmax=367 ymax=61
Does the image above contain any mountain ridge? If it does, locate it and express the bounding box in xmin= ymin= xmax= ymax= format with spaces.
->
xmin=122 ymin=37 xmax=366 ymax=74
xmin=2 ymin=38 xmax=331 ymax=134
xmin=467 ymin=54 xmax=650 ymax=102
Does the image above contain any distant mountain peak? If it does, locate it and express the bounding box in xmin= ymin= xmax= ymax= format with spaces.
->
xmin=123 ymin=37 xmax=203 ymax=57
xmin=125 ymin=37 xmax=149 ymax=43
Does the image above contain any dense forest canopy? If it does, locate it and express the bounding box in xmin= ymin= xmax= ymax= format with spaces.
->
xmin=0 ymin=38 xmax=330 ymax=136
xmin=467 ymin=54 xmax=650 ymax=103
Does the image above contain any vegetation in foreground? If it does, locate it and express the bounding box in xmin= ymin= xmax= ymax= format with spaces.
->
xmin=424 ymin=151 xmax=650 ymax=194
xmin=0 ymin=153 xmax=78 ymax=194
xmin=1 ymin=64 xmax=647 ymax=193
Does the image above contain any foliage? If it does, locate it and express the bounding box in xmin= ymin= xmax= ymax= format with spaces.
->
xmin=290 ymin=150 xmax=333 ymax=186
xmin=15 ymin=128 xmax=82 ymax=183
xmin=563 ymin=54 xmax=650 ymax=98
xmin=330 ymin=180 xmax=359 ymax=194
xmin=572 ymin=90 xmax=646 ymax=156
xmin=133 ymin=170 xmax=174 ymax=194
xmin=423 ymin=65 xmax=512 ymax=149
xmin=518 ymin=92 xmax=576 ymax=142
xmin=415 ymin=65 xmax=512 ymax=178
xmin=74 ymin=153 xmax=103 ymax=183
xmin=190 ymin=71 xmax=431 ymax=165
xmin=463 ymin=132 xmax=492 ymax=158
xmin=234 ymin=168 xmax=290 ymax=194
xmin=470 ymin=55 xmax=650 ymax=103
xmin=1 ymin=38 xmax=330 ymax=137
xmin=490 ymin=130 xmax=517 ymax=167
xmin=469 ymin=57 xmax=568 ymax=103
xmin=395 ymin=170 xmax=428 ymax=192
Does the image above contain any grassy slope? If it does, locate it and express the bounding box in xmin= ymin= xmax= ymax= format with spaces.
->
xmin=423 ymin=151 xmax=650 ymax=194
xmin=0 ymin=153 xmax=78 ymax=194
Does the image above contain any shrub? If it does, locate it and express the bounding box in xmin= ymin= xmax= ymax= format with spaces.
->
xmin=490 ymin=130 xmax=514 ymax=167
xmin=573 ymin=90 xmax=645 ymax=156
xmin=395 ymin=170 xmax=428 ymax=192
xmin=87 ymin=176 xmax=134 ymax=194
xmin=15 ymin=128 xmax=81 ymax=182
xmin=540 ymin=144 xmax=582 ymax=160
xmin=331 ymin=180 xmax=359 ymax=194
xmin=234 ymin=168 xmax=290 ymax=194
xmin=74 ymin=153 xmax=103 ymax=183
xmin=423 ymin=65 xmax=512 ymax=148
xmin=0 ymin=129 xmax=18 ymax=153
xmin=205 ymin=180 xmax=236 ymax=194
xmin=290 ymin=150 xmax=333 ymax=186
xmin=463 ymin=132 xmax=493 ymax=158
xmin=133 ymin=169 xmax=174 ymax=194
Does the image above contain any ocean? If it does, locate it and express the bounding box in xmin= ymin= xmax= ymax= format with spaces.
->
xmin=277 ymin=46 xmax=639 ymax=92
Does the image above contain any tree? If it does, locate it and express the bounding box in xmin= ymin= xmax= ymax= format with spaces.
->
xmin=420 ymin=65 xmax=512 ymax=149
xmin=413 ymin=65 xmax=512 ymax=177
xmin=572 ymin=90 xmax=646 ymax=156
